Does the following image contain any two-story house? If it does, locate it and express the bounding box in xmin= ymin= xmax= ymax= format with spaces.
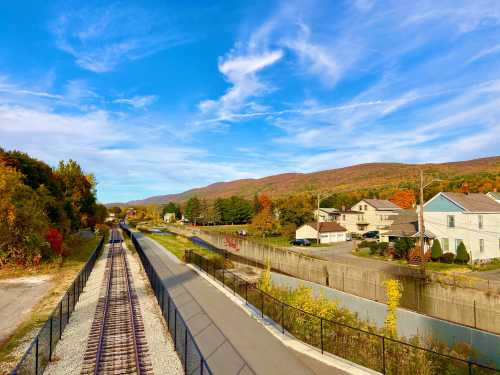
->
xmin=423 ymin=192 xmax=500 ymax=262
xmin=336 ymin=199 xmax=402 ymax=234
xmin=314 ymin=208 xmax=339 ymax=222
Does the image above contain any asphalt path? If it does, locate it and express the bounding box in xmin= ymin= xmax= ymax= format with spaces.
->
xmin=134 ymin=232 xmax=348 ymax=375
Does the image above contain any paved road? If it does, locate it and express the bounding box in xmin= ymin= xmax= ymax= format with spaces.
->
xmin=0 ymin=276 xmax=53 ymax=344
xmin=134 ymin=233 xmax=348 ymax=375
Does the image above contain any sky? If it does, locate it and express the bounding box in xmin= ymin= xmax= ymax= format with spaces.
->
xmin=1 ymin=0 xmax=500 ymax=203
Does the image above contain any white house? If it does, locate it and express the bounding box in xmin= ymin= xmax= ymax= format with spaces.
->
xmin=335 ymin=199 xmax=402 ymax=234
xmin=314 ymin=208 xmax=339 ymax=222
xmin=486 ymin=191 xmax=500 ymax=204
xmin=296 ymin=222 xmax=348 ymax=244
xmin=163 ymin=212 xmax=176 ymax=223
xmin=423 ymin=192 xmax=500 ymax=262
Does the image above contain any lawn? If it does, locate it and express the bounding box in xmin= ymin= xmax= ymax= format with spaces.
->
xmin=0 ymin=234 xmax=103 ymax=370
xmin=146 ymin=233 xmax=219 ymax=260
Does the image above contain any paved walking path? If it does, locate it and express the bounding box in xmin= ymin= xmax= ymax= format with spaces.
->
xmin=134 ymin=232 xmax=349 ymax=375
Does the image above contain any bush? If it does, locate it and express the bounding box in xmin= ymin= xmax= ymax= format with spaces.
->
xmin=393 ymin=238 xmax=415 ymax=259
xmin=358 ymin=247 xmax=371 ymax=256
xmin=455 ymin=242 xmax=470 ymax=264
xmin=441 ymin=252 xmax=455 ymax=264
xmin=378 ymin=242 xmax=389 ymax=255
xmin=431 ymin=239 xmax=443 ymax=261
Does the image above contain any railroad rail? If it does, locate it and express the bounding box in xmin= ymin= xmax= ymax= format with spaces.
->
xmin=81 ymin=229 xmax=152 ymax=375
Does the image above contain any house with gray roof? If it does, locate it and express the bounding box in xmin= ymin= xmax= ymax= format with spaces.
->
xmin=486 ymin=191 xmax=500 ymax=204
xmin=335 ymin=198 xmax=402 ymax=234
xmin=423 ymin=192 xmax=500 ymax=261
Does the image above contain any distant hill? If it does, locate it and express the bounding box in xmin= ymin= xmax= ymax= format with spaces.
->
xmin=107 ymin=156 xmax=500 ymax=206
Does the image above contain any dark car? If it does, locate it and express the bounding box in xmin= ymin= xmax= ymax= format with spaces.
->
xmin=291 ymin=238 xmax=311 ymax=246
xmin=362 ymin=231 xmax=379 ymax=239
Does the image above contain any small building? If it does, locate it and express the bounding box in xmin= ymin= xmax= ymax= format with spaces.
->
xmin=335 ymin=199 xmax=402 ymax=234
xmin=380 ymin=209 xmax=434 ymax=250
xmin=423 ymin=192 xmax=500 ymax=262
xmin=314 ymin=208 xmax=339 ymax=222
xmin=486 ymin=191 xmax=500 ymax=204
xmin=163 ymin=212 xmax=176 ymax=223
xmin=296 ymin=222 xmax=348 ymax=244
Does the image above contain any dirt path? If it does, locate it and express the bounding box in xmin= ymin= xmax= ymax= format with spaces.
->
xmin=0 ymin=275 xmax=54 ymax=344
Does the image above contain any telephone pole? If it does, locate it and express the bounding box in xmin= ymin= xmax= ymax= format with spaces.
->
xmin=419 ymin=169 xmax=425 ymax=267
xmin=316 ymin=192 xmax=321 ymax=245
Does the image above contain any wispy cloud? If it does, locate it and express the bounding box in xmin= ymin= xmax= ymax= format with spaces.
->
xmin=114 ymin=95 xmax=157 ymax=109
xmin=51 ymin=3 xmax=188 ymax=73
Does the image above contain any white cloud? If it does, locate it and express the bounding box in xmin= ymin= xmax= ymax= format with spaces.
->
xmin=114 ymin=95 xmax=157 ymax=109
xmin=51 ymin=3 xmax=187 ymax=73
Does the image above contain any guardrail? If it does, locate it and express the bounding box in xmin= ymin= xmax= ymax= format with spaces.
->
xmin=120 ymin=225 xmax=213 ymax=375
xmin=186 ymin=250 xmax=500 ymax=375
xmin=11 ymin=235 xmax=105 ymax=375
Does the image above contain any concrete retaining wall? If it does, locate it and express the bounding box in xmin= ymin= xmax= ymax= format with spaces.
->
xmin=165 ymin=225 xmax=500 ymax=334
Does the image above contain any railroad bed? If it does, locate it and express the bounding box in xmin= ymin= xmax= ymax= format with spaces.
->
xmin=81 ymin=229 xmax=153 ymax=375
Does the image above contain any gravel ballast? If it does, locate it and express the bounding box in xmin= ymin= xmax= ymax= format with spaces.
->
xmin=44 ymin=235 xmax=183 ymax=375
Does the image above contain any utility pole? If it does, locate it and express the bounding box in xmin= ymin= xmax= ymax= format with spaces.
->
xmin=316 ymin=192 xmax=321 ymax=245
xmin=419 ymin=169 xmax=425 ymax=267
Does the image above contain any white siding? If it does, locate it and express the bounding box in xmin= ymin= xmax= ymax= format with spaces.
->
xmin=424 ymin=212 xmax=500 ymax=261
xmin=295 ymin=225 xmax=347 ymax=244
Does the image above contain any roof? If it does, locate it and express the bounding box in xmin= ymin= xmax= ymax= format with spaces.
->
xmin=303 ymin=222 xmax=347 ymax=233
xmin=318 ymin=208 xmax=338 ymax=213
xmin=441 ymin=192 xmax=500 ymax=213
xmin=385 ymin=210 xmax=418 ymax=237
xmin=361 ymin=199 xmax=402 ymax=211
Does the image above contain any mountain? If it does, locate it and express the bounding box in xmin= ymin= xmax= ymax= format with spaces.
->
xmin=108 ymin=156 xmax=500 ymax=206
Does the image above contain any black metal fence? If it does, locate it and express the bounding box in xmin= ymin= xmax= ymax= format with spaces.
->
xmin=11 ymin=236 xmax=105 ymax=375
xmin=121 ymin=225 xmax=213 ymax=375
xmin=186 ymin=250 xmax=500 ymax=375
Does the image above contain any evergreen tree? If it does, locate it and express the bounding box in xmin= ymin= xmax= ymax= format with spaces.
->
xmin=455 ymin=242 xmax=470 ymax=264
xmin=431 ymin=239 xmax=443 ymax=261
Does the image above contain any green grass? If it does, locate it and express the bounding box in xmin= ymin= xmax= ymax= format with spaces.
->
xmin=0 ymin=235 xmax=102 ymax=370
xmin=423 ymin=262 xmax=471 ymax=272
xmin=475 ymin=258 xmax=500 ymax=272
xmin=146 ymin=233 xmax=218 ymax=260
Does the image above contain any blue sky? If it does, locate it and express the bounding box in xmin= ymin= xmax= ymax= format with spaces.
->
xmin=1 ymin=0 xmax=500 ymax=203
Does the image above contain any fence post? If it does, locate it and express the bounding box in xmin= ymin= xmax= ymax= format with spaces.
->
xmin=281 ymin=303 xmax=285 ymax=334
xmin=473 ymin=300 xmax=477 ymax=328
xmin=382 ymin=336 xmax=386 ymax=374
xmin=59 ymin=302 xmax=62 ymax=339
xmin=66 ymin=293 xmax=70 ymax=323
xmin=261 ymin=290 xmax=264 ymax=318
xmin=468 ymin=362 xmax=472 ymax=375
xmin=320 ymin=318 xmax=324 ymax=354
xmin=49 ymin=316 xmax=53 ymax=361
xmin=222 ymin=268 xmax=225 ymax=286
xmin=34 ymin=335 xmax=39 ymax=375
xmin=200 ymin=358 xmax=204 ymax=375
xmin=233 ymin=273 xmax=236 ymax=295
xmin=174 ymin=309 xmax=177 ymax=349
xmin=245 ymin=282 xmax=248 ymax=305
xmin=72 ymin=281 xmax=76 ymax=311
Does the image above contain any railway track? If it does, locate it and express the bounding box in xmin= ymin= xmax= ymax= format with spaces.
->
xmin=81 ymin=229 xmax=152 ymax=375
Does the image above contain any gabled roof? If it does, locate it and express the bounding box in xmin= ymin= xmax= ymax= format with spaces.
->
xmin=318 ymin=208 xmax=338 ymax=214
xmin=303 ymin=222 xmax=347 ymax=233
xmin=441 ymin=192 xmax=500 ymax=213
xmin=361 ymin=199 xmax=402 ymax=211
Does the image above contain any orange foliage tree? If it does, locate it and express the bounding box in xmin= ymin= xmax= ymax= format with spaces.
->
xmin=389 ymin=190 xmax=416 ymax=209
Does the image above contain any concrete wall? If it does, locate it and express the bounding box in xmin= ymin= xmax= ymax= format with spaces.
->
xmin=165 ymin=224 xmax=500 ymax=334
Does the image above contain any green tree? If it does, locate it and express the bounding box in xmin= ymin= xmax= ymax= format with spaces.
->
xmin=162 ymin=202 xmax=181 ymax=219
xmin=277 ymin=194 xmax=314 ymax=227
xmin=455 ymin=242 xmax=470 ymax=264
xmin=394 ymin=238 xmax=415 ymax=259
xmin=431 ymin=239 xmax=443 ymax=261
xmin=185 ymin=197 xmax=202 ymax=224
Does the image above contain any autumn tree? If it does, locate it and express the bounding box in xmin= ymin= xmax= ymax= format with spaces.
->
xmin=389 ymin=190 xmax=416 ymax=209
xmin=251 ymin=207 xmax=279 ymax=237
xmin=0 ymin=163 xmax=50 ymax=265
xmin=276 ymin=194 xmax=314 ymax=227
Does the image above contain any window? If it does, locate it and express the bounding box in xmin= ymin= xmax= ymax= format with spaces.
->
xmin=455 ymin=239 xmax=463 ymax=251
xmin=478 ymin=215 xmax=483 ymax=229
xmin=359 ymin=205 xmax=363 ymax=211
xmin=342 ymin=214 xmax=346 ymax=221
xmin=442 ymin=238 xmax=449 ymax=251
xmin=365 ymin=205 xmax=368 ymax=211
xmin=479 ymin=239 xmax=484 ymax=253
xmin=447 ymin=215 xmax=455 ymax=228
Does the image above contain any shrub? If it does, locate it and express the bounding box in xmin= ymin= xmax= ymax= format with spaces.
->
xmin=455 ymin=242 xmax=470 ymax=264
xmin=441 ymin=252 xmax=455 ymax=264
xmin=393 ymin=238 xmax=415 ymax=259
xmin=358 ymin=247 xmax=371 ymax=256
xmin=431 ymin=239 xmax=442 ymax=261
xmin=378 ymin=242 xmax=389 ymax=255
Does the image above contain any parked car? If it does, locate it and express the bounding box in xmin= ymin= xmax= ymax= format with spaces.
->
xmin=362 ymin=231 xmax=379 ymax=239
xmin=291 ymin=239 xmax=311 ymax=246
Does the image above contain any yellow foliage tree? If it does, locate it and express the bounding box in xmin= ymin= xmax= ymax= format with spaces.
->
xmin=384 ymin=279 xmax=403 ymax=337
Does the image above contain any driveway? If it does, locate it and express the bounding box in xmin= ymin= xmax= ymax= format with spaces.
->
xmin=0 ymin=275 xmax=54 ymax=344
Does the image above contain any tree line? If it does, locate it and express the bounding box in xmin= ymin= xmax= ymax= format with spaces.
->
xmin=0 ymin=149 xmax=107 ymax=266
